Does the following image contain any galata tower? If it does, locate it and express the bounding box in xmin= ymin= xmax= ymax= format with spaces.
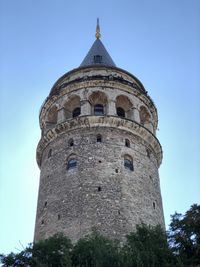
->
xmin=34 ymin=20 xmax=165 ymax=242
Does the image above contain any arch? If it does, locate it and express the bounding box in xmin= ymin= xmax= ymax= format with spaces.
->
xmin=124 ymin=154 xmax=134 ymax=171
xmin=63 ymin=95 xmax=81 ymax=119
xmin=139 ymin=106 xmax=151 ymax=126
xmin=47 ymin=105 xmax=58 ymax=124
xmin=89 ymin=91 xmax=108 ymax=115
xmin=115 ymin=95 xmax=133 ymax=119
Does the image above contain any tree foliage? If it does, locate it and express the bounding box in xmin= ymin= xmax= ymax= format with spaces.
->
xmin=122 ymin=224 xmax=174 ymax=267
xmin=168 ymin=203 xmax=200 ymax=266
xmin=72 ymin=231 xmax=122 ymax=267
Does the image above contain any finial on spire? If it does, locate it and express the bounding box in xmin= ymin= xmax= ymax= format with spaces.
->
xmin=95 ymin=18 xmax=101 ymax=39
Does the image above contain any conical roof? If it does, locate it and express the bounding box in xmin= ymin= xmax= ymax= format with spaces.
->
xmin=80 ymin=19 xmax=116 ymax=67
xmin=80 ymin=38 xmax=116 ymax=67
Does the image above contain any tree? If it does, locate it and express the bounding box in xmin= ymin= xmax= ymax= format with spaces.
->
xmin=0 ymin=233 xmax=72 ymax=267
xmin=122 ymin=224 xmax=174 ymax=267
xmin=31 ymin=233 xmax=72 ymax=267
xmin=168 ymin=204 xmax=200 ymax=266
xmin=72 ymin=230 xmax=122 ymax=267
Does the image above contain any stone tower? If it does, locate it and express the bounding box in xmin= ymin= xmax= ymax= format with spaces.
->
xmin=34 ymin=21 xmax=164 ymax=242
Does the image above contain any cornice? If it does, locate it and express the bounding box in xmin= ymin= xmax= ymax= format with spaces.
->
xmin=36 ymin=116 xmax=162 ymax=168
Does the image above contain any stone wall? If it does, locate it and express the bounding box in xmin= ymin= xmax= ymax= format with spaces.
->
xmin=34 ymin=126 xmax=164 ymax=242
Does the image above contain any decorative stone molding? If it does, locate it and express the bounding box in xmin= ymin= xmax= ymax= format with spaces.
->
xmin=36 ymin=115 xmax=162 ymax=168
xmin=39 ymin=79 xmax=158 ymax=130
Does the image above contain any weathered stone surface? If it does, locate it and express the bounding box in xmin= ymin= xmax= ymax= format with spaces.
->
xmin=34 ymin=66 xmax=165 ymax=243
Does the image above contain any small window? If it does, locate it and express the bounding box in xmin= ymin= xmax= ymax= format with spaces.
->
xmin=125 ymin=139 xmax=130 ymax=147
xmin=94 ymin=104 xmax=104 ymax=115
xmin=48 ymin=149 xmax=52 ymax=158
xmin=117 ymin=107 xmax=125 ymax=118
xmin=58 ymin=214 xmax=61 ymax=220
xmin=44 ymin=201 xmax=47 ymax=208
xmin=94 ymin=55 xmax=102 ymax=64
xmin=98 ymin=186 xmax=102 ymax=192
xmin=97 ymin=134 xmax=102 ymax=143
xmin=69 ymin=138 xmax=74 ymax=147
xmin=153 ymin=202 xmax=156 ymax=209
xmin=67 ymin=159 xmax=77 ymax=170
xmin=72 ymin=107 xmax=80 ymax=118
xmin=124 ymin=157 xmax=134 ymax=171
xmin=146 ymin=148 xmax=151 ymax=158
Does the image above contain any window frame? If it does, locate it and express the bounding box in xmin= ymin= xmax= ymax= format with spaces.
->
xmin=67 ymin=158 xmax=77 ymax=170
xmin=124 ymin=156 xmax=134 ymax=171
xmin=94 ymin=104 xmax=104 ymax=115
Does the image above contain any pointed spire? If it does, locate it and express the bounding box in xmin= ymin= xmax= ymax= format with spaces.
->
xmin=80 ymin=19 xmax=116 ymax=67
xmin=95 ymin=18 xmax=101 ymax=39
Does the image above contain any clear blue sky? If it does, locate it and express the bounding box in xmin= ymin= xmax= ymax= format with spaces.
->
xmin=0 ymin=0 xmax=200 ymax=254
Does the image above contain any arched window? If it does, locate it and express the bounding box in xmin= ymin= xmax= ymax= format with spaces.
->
xmin=68 ymin=138 xmax=74 ymax=147
xmin=115 ymin=95 xmax=133 ymax=119
xmin=117 ymin=107 xmax=125 ymax=118
xmin=89 ymin=91 xmax=107 ymax=116
xmin=64 ymin=95 xmax=81 ymax=120
xmin=125 ymin=139 xmax=130 ymax=148
xmin=67 ymin=158 xmax=77 ymax=170
xmin=96 ymin=134 xmax=102 ymax=143
xmin=48 ymin=149 xmax=52 ymax=158
xmin=72 ymin=107 xmax=81 ymax=118
xmin=124 ymin=155 xmax=134 ymax=171
xmin=94 ymin=104 xmax=104 ymax=115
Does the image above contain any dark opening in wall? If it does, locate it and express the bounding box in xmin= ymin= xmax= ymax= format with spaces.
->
xmin=125 ymin=139 xmax=130 ymax=147
xmin=99 ymin=160 xmax=102 ymax=163
xmin=72 ymin=107 xmax=81 ymax=118
xmin=44 ymin=201 xmax=47 ymax=208
xmin=98 ymin=186 xmax=102 ymax=192
xmin=93 ymin=55 xmax=102 ymax=64
xmin=41 ymin=220 xmax=44 ymax=225
xmin=124 ymin=159 xmax=134 ymax=171
xmin=48 ymin=149 xmax=52 ymax=158
xmin=97 ymin=134 xmax=102 ymax=143
xmin=115 ymin=169 xmax=119 ymax=173
xmin=58 ymin=214 xmax=61 ymax=220
xmin=69 ymin=139 xmax=74 ymax=147
xmin=146 ymin=148 xmax=151 ymax=158
xmin=153 ymin=202 xmax=156 ymax=209
xmin=117 ymin=107 xmax=125 ymax=118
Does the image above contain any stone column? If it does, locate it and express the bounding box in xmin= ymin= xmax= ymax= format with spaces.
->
xmin=133 ymin=108 xmax=140 ymax=123
xmin=57 ymin=108 xmax=66 ymax=123
xmin=107 ymin=100 xmax=116 ymax=116
xmin=81 ymin=100 xmax=91 ymax=116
